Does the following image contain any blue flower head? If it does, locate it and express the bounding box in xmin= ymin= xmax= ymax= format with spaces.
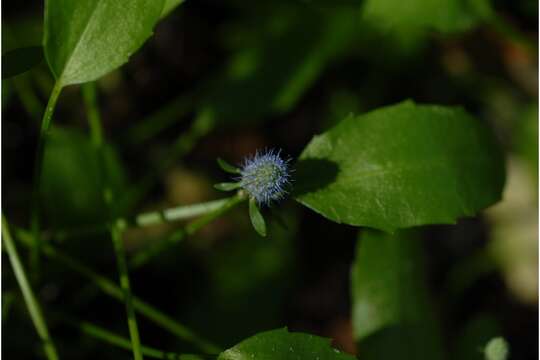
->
xmin=239 ymin=149 xmax=291 ymax=206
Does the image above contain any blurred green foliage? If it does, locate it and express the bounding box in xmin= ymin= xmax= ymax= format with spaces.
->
xmin=2 ymin=0 xmax=537 ymax=359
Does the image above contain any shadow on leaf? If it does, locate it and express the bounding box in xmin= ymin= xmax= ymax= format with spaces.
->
xmin=292 ymin=158 xmax=339 ymax=197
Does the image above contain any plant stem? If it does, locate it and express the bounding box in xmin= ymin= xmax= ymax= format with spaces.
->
xmin=2 ymin=216 xmax=59 ymax=360
xmin=135 ymin=198 xmax=231 ymax=226
xmin=50 ymin=196 xmax=240 ymax=242
xmin=81 ymin=82 xmax=103 ymax=147
xmin=82 ymin=83 xmax=144 ymax=360
xmin=30 ymin=80 xmax=63 ymax=275
xmin=14 ymin=228 xmax=221 ymax=354
xmin=111 ymin=221 xmax=144 ymax=360
xmin=70 ymin=319 xmax=189 ymax=360
xmin=130 ymin=193 xmax=246 ymax=268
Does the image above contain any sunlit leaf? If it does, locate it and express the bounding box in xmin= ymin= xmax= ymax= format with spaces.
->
xmin=218 ymin=328 xmax=355 ymax=360
xmin=295 ymin=100 xmax=505 ymax=232
xmin=44 ymin=0 xmax=165 ymax=86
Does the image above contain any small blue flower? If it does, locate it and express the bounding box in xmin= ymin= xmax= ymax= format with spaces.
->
xmin=239 ymin=149 xmax=291 ymax=206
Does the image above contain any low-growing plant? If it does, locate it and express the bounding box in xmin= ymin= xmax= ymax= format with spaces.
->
xmin=3 ymin=0 xmax=536 ymax=359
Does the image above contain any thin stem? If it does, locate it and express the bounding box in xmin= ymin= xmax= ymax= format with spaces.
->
xmin=49 ymin=197 xmax=239 ymax=242
xmin=135 ymin=198 xmax=231 ymax=226
xmin=70 ymin=319 xmax=190 ymax=360
xmin=130 ymin=193 xmax=246 ymax=268
xmin=2 ymin=216 xmax=59 ymax=360
xmin=14 ymin=228 xmax=221 ymax=354
xmin=81 ymin=82 xmax=103 ymax=147
xmin=30 ymin=80 xmax=63 ymax=275
xmin=82 ymin=83 xmax=144 ymax=360
xmin=111 ymin=221 xmax=144 ymax=360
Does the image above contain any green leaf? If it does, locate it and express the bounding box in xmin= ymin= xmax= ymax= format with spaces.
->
xmin=41 ymin=127 xmax=126 ymax=229
xmin=484 ymin=337 xmax=509 ymax=360
xmin=2 ymin=46 xmax=44 ymax=79
xmin=218 ymin=328 xmax=355 ymax=360
xmin=214 ymin=182 xmax=241 ymax=192
xmin=44 ymin=0 xmax=165 ymax=86
xmin=217 ymin=158 xmax=241 ymax=174
xmin=249 ymin=198 xmax=266 ymax=237
xmin=351 ymin=229 xmax=443 ymax=360
xmin=294 ymin=100 xmax=505 ymax=232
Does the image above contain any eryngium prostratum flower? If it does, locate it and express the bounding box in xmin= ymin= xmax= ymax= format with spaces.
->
xmin=239 ymin=149 xmax=291 ymax=206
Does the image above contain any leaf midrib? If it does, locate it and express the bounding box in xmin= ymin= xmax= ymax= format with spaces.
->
xmin=57 ymin=0 xmax=104 ymax=85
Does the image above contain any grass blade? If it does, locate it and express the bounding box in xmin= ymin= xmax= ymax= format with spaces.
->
xmin=2 ymin=216 xmax=59 ymax=360
xmin=14 ymin=228 xmax=220 ymax=354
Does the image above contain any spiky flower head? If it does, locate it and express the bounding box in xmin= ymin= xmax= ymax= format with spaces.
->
xmin=239 ymin=149 xmax=291 ymax=206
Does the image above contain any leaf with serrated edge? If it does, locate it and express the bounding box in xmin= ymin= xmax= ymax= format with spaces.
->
xmin=218 ymin=328 xmax=355 ymax=360
xmin=294 ymin=100 xmax=505 ymax=232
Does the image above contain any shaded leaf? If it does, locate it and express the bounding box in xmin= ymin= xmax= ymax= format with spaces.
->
xmin=295 ymin=100 xmax=505 ymax=232
xmin=218 ymin=328 xmax=355 ymax=360
xmin=351 ymin=229 xmax=443 ymax=360
xmin=361 ymin=0 xmax=493 ymax=49
xmin=187 ymin=209 xmax=298 ymax=345
xmin=200 ymin=5 xmax=358 ymax=125
xmin=40 ymin=127 xmax=126 ymax=228
xmin=44 ymin=0 xmax=165 ymax=86
xmin=2 ymin=46 xmax=44 ymax=79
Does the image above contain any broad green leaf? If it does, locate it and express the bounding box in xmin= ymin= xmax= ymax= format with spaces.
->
xmin=351 ymin=229 xmax=443 ymax=359
xmin=40 ymin=127 xmax=126 ymax=228
xmin=249 ymin=198 xmax=266 ymax=237
xmin=294 ymin=100 xmax=505 ymax=232
xmin=2 ymin=47 xmax=44 ymax=79
xmin=218 ymin=328 xmax=355 ymax=360
xmin=44 ymin=0 xmax=165 ymax=86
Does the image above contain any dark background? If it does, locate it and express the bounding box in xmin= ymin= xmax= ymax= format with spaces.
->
xmin=2 ymin=0 xmax=538 ymax=359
